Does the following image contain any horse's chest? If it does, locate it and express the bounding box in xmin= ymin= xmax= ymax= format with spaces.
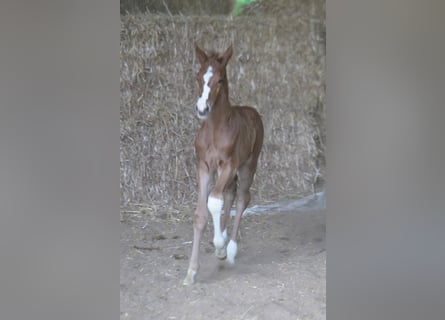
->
xmin=202 ymin=144 xmax=225 ymax=169
xmin=195 ymin=135 xmax=225 ymax=168
xmin=196 ymin=123 xmax=250 ymax=170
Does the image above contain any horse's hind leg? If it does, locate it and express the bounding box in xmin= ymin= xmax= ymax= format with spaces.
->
xmin=227 ymin=162 xmax=256 ymax=264
xmin=215 ymin=176 xmax=237 ymax=259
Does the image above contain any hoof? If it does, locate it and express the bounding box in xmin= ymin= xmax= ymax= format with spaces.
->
xmin=182 ymin=269 xmax=196 ymax=286
xmin=215 ymin=247 xmax=227 ymax=260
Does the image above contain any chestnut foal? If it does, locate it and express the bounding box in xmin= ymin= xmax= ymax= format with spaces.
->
xmin=183 ymin=45 xmax=264 ymax=285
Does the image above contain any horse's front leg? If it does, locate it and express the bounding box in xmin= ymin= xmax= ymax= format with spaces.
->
xmin=183 ymin=162 xmax=211 ymax=285
xmin=208 ymin=162 xmax=237 ymax=257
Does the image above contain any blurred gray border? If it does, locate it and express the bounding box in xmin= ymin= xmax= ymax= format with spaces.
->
xmin=0 ymin=1 xmax=119 ymax=320
xmin=327 ymin=1 xmax=445 ymax=319
xmin=0 ymin=1 xmax=444 ymax=320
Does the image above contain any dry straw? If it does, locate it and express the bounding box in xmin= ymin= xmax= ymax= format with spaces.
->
xmin=120 ymin=0 xmax=326 ymax=213
xmin=121 ymin=0 xmax=233 ymax=15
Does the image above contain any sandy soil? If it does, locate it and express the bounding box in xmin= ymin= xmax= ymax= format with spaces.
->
xmin=120 ymin=208 xmax=325 ymax=320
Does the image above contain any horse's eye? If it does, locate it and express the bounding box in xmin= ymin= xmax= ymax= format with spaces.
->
xmin=218 ymin=79 xmax=223 ymax=84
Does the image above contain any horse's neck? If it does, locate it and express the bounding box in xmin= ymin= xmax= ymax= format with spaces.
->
xmin=210 ymin=85 xmax=232 ymax=124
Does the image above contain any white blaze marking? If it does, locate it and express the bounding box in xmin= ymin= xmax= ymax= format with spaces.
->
xmin=207 ymin=196 xmax=224 ymax=249
xmin=196 ymin=66 xmax=213 ymax=113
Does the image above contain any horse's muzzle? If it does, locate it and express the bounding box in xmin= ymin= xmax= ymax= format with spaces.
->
xmin=196 ymin=104 xmax=210 ymax=118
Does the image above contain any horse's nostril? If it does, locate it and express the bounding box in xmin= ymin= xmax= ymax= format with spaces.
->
xmin=197 ymin=105 xmax=209 ymax=117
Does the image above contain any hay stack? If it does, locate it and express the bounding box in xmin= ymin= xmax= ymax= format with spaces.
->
xmin=121 ymin=0 xmax=233 ymax=15
xmin=120 ymin=5 xmax=325 ymax=211
xmin=241 ymin=0 xmax=325 ymax=17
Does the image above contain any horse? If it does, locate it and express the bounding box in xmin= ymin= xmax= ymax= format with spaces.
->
xmin=183 ymin=44 xmax=264 ymax=285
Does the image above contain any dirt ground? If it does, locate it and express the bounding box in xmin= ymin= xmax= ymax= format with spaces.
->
xmin=120 ymin=206 xmax=326 ymax=320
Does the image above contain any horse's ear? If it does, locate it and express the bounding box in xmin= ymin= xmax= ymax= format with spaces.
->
xmin=220 ymin=45 xmax=233 ymax=67
xmin=195 ymin=44 xmax=208 ymax=65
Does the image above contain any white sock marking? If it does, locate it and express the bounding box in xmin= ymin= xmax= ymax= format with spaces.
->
xmin=207 ymin=196 xmax=224 ymax=249
xmin=196 ymin=66 xmax=213 ymax=113
xmin=227 ymin=240 xmax=237 ymax=264
xmin=222 ymin=229 xmax=227 ymax=242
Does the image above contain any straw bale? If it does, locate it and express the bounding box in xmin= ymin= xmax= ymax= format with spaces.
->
xmin=120 ymin=11 xmax=325 ymax=211
xmin=121 ymin=0 xmax=233 ymax=15
xmin=241 ymin=0 xmax=325 ymax=18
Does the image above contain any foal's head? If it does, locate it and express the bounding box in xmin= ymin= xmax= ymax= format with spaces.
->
xmin=195 ymin=44 xmax=233 ymax=120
